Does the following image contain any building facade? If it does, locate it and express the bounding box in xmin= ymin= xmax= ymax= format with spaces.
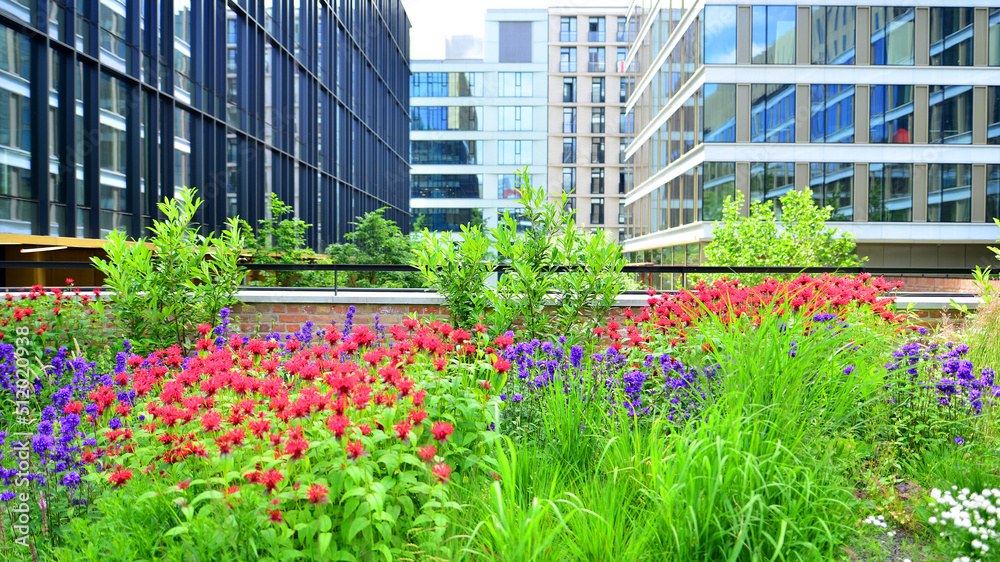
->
xmin=409 ymin=9 xmax=548 ymax=232
xmin=547 ymin=6 xmax=637 ymax=243
xmin=622 ymin=0 xmax=1000 ymax=279
xmin=0 ymin=0 xmax=410 ymax=250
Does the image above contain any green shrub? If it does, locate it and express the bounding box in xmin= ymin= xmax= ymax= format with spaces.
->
xmin=91 ymin=188 xmax=244 ymax=353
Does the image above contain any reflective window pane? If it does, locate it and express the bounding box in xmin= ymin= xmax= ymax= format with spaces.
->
xmin=930 ymin=8 xmax=974 ymax=66
xmin=751 ymin=84 xmax=795 ymax=143
xmin=870 ymin=85 xmax=913 ymax=144
xmin=988 ymin=164 xmax=1000 ymax=221
xmin=752 ymin=5 xmax=796 ymax=64
xmin=410 ymin=140 xmax=482 ymax=165
xmin=750 ymin=162 xmax=795 ymax=216
xmin=811 ymin=6 xmax=855 ymax=64
xmin=701 ymin=83 xmax=735 ymax=143
xmin=410 ymin=106 xmax=482 ymax=131
xmin=988 ymin=86 xmax=1000 ymax=145
xmin=810 ymin=84 xmax=854 ymax=143
xmin=497 ymin=140 xmax=531 ymax=165
xmin=929 ymin=85 xmax=973 ymax=144
xmin=809 ymin=162 xmax=853 ymax=220
xmin=871 ymin=7 xmax=914 ymax=65
xmin=410 ymin=72 xmax=483 ymax=97
xmin=868 ymin=163 xmax=912 ymax=222
xmin=498 ymin=72 xmax=532 ymax=97
xmin=990 ymin=8 xmax=1000 ymax=66
xmin=702 ymin=6 xmax=737 ymax=64
xmin=928 ymin=163 xmax=972 ymax=222
xmin=498 ymin=106 xmax=532 ymax=132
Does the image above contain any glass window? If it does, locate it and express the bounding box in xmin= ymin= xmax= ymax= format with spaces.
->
xmin=701 ymin=84 xmax=736 ymax=143
xmin=560 ymin=17 xmax=577 ymax=42
xmin=498 ymin=140 xmax=531 ymax=165
xmin=498 ymin=174 xmax=523 ymax=199
xmin=810 ymin=84 xmax=854 ymax=143
xmin=619 ymin=138 xmax=632 ymax=164
xmin=173 ymin=0 xmax=192 ymax=99
xmin=563 ymin=107 xmax=576 ymax=133
xmin=589 ymin=17 xmax=605 ymax=42
xmin=410 ymin=72 xmax=483 ymax=97
xmin=591 ymin=138 xmax=605 ymax=164
xmin=870 ymin=85 xmax=913 ymax=144
xmin=988 ymin=164 xmax=1000 ymax=222
xmin=620 ymin=168 xmax=633 ymax=194
xmin=619 ymin=77 xmax=633 ymax=103
xmin=591 ymin=77 xmax=605 ymax=103
xmin=809 ymin=162 xmax=854 ymax=220
xmin=590 ymin=168 xmax=605 ymax=194
xmin=868 ymin=163 xmax=912 ymax=222
xmin=617 ymin=17 xmax=628 ymax=42
xmin=101 ymin=72 xmax=130 ymax=235
xmin=588 ymin=47 xmax=606 ymax=72
xmin=749 ymin=162 xmax=795 ymax=216
xmin=620 ymin=108 xmax=634 ymax=134
xmin=411 ymin=174 xmax=484 ymax=198
xmin=750 ymin=84 xmax=796 ymax=143
xmin=560 ymin=47 xmax=577 ymax=72
xmin=414 ymin=208 xmax=484 ymax=232
xmin=929 ymin=85 xmax=973 ymax=144
xmin=990 ymin=8 xmax=1000 ymax=66
xmin=591 ymin=107 xmax=605 ymax=133
xmin=930 ymin=8 xmax=974 ymax=66
xmin=410 ymin=140 xmax=482 ymax=165
xmin=617 ymin=47 xmax=630 ymax=71
xmin=751 ymin=5 xmax=796 ymax=64
xmin=498 ymin=106 xmax=533 ymax=132
xmin=590 ymin=197 xmax=605 ymax=224
xmin=562 ymin=167 xmax=576 ymax=193
xmin=498 ymin=72 xmax=532 ymax=97
xmin=811 ymin=6 xmax=855 ymax=64
xmin=0 ymin=24 xmax=34 ymax=234
xmin=562 ymin=138 xmax=576 ymax=163
xmin=928 ymin=163 xmax=972 ymax=222
xmin=410 ymin=106 xmax=482 ymax=131
xmin=563 ymin=77 xmax=576 ymax=102
xmin=702 ymin=6 xmax=737 ymax=64
xmin=988 ymin=86 xmax=999 ymax=145
xmin=870 ymin=7 xmax=914 ymax=65
xmin=700 ymin=162 xmax=736 ymax=221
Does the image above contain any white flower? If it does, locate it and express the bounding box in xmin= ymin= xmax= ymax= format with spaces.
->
xmin=972 ymin=539 xmax=982 ymax=549
xmin=929 ymin=517 xmax=938 ymax=524
xmin=886 ymin=531 xmax=895 ymax=537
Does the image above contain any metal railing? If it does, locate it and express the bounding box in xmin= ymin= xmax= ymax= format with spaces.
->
xmin=0 ymin=261 xmax=980 ymax=296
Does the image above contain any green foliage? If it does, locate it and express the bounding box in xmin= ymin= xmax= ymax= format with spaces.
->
xmin=243 ymin=193 xmax=329 ymax=287
xmin=413 ymin=167 xmax=627 ymax=339
xmin=91 ymin=188 xmax=245 ymax=353
xmin=705 ymin=189 xmax=863 ymax=283
xmin=324 ymin=208 xmax=421 ymax=288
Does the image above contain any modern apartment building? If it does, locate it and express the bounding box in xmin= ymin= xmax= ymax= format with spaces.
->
xmin=0 ymin=0 xmax=410 ymax=253
xmin=622 ymin=1 xmax=1000 ymax=276
xmin=548 ymin=6 xmax=637 ymax=243
xmin=409 ymin=9 xmax=548 ymax=232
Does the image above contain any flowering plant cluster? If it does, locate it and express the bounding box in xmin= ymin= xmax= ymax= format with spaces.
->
xmin=0 ymin=281 xmax=109 ymax=360
xmin=923 ymin=486 xmax=1000 ymax=561
xmin=626 ymin=274 xmax=906 ymax=348
xmin=0 ymin=307 xmax=501 ymax=559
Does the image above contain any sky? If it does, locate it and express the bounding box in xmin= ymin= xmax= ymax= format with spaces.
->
xmin=401 ymin=0 xmax=630 ymax=60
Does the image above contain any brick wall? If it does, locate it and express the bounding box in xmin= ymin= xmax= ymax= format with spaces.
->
xmin=232 ymin=303 xmax=450 ymax=335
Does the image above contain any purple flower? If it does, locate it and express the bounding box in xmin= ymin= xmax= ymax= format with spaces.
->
xmin=954 ymin=436 xmax=965 ymax=445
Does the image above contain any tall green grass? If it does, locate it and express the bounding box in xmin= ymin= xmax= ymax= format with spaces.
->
xmin=446 ymin=305 xmax=903 ymax=561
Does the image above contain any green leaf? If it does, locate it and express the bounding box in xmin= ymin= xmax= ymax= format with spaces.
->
xmin=346 ymin=518 xmax=370 ymax=542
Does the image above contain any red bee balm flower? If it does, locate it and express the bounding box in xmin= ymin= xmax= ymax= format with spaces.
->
xmin=493 ymin=357 xmax=511 ymax=373
xmin=394 ymin=421 xmax=413 ymax=440
xmin=431 ymin=421 xmax=454 ymax=442
xmin=431 ymin=463 xmax=452 ymax=483
xmin=108 ymin=466 xmax=133 ymax=488
xmin=307 ymin=484 xmax=330 ymax=505
xmin=417 ymin=444 xmax=436 ymax=461
xmin=345 ymin=439 xmax=365 ymax=460
xmin=267 ymin=509 xmax=283 ymax=523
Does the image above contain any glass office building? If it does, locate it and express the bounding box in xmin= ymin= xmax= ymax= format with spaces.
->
xmin=409 ymin=9 xmax=548 ymax=233
xmin=0 ymin=0 xmax=410 ymax=250
xmin=622 ymin=1 xmax=1000 ymax=275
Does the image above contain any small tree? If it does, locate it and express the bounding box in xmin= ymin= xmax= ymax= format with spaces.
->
xmin=325 ymin=208 xmax=420 ymax=287
xmin=704 ymin=189 xmax=862 ymax=282
xmin=243 ymin=194 xmax=328 ymax=287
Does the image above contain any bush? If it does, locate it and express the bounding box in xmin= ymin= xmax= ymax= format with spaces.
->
xmin=91 ymin=188 xmax=245 ymax=353
xmin=705 ymin=189 xmax=862 ymax=283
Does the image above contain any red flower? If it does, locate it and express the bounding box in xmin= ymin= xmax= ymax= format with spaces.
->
xmin=177 ymin=478 xmax=191 ymax=490
xmin=200 ymin=410 xmax=223 ymax=432
xmin=307 ymin=484 xmax=329 ymax=505
xmin=394 ymin=421 xmax=413 ymax=440
xmin=196 ymin=323 xmax=212 ymax=335
xmin=417 ymin=444 xmax=436 ymax=461
xmin=431 ymin=463 xmax=452 ymax=483
xmin=492 ymin=357 xmax=511 ymax=373
xmin=267 ymin=509 xmax=283 ymax=523
xmin=408 ymin=409 xmax=428 ymax=424
xmin=431 ymin=421 xmax=454 ymax=442
xmin=108 ymin=466 xmax=133 ymax=488
xmin=65 ymin=278 xmax=74 ymax=285
xmin=345 ymin=439 xmax=365 ymax=460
